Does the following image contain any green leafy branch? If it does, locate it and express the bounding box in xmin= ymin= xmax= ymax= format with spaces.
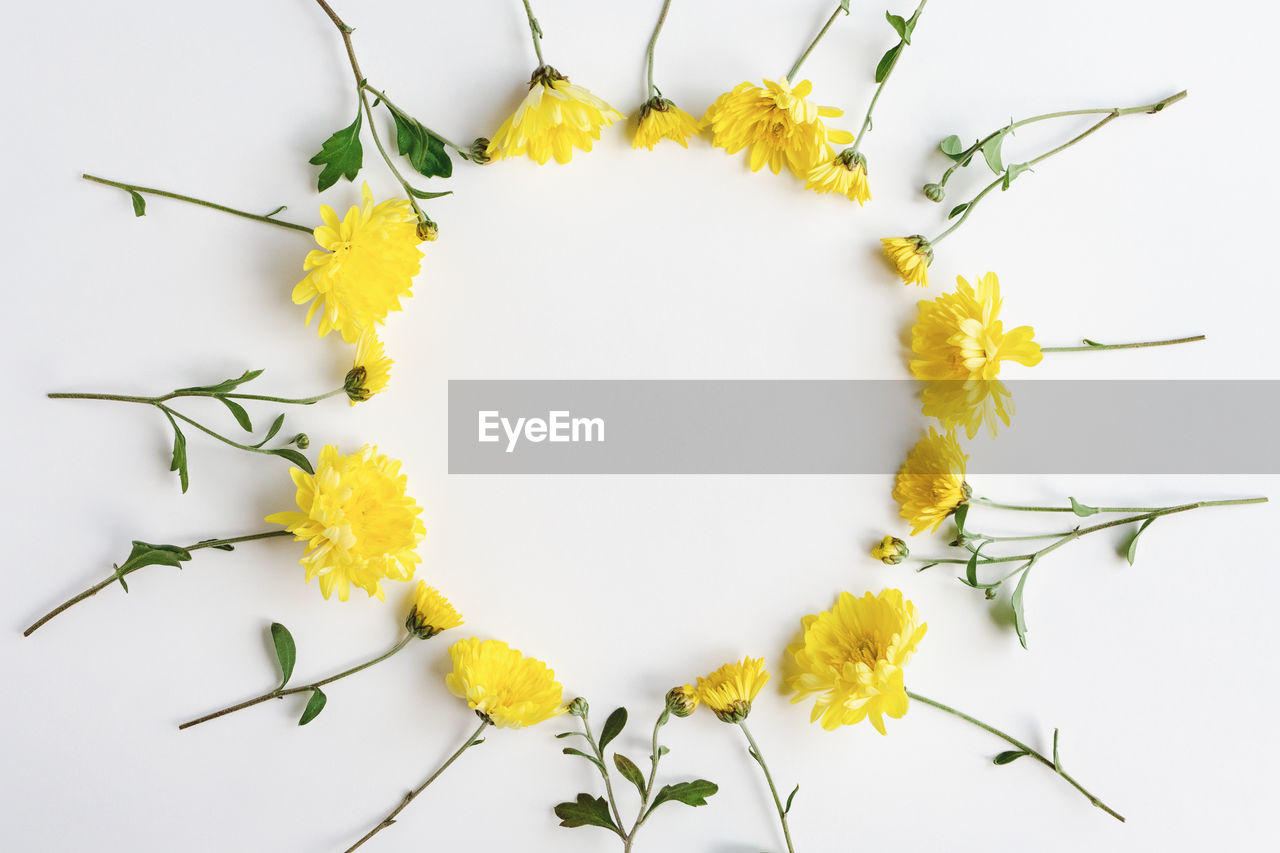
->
xmin=48 ymin=369 xmax=338 ymax=493
xmin=554 ymin=702 xmax=717 ymax=852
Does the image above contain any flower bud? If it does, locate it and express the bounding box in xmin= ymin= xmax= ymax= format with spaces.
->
xmin=923 ymin=182 xmax=945 ymax=202
xmin=871 ymin=535 xmax=909 ymax=566
xmin=416 ymin=219 xmax=439 ymax=242
xmin=469 ymin=138 xmax=493 ymax=164
xmin=665 ymin=685 xmax=699 ymax=718
xmin=344 ymin=366 xmax=370 ymax=403
xmin=568 ymin=697 xmax=590 ymax=718
xmin=713 ymin=699 xmax=752 ymax=724
xmin=291 ymin=433 xmax=310 ymax=449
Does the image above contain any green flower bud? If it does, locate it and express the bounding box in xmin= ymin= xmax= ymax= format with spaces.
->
xmin=291 ymin=433 xmax=310 ymax=449
xmin=871 ymin=535 xmax=909 ymax=566
xmin=923 ymin=182 xmax=945 ymax=202
xmin=568 ymin=697 xmax=590 ymax=718
xmin=665 ymin=685 xmax=699 ymax=718
xmin=712 ymin=699 xmax=752 ymax=724
xmin=469 ymin=138 xmax=493 ymax=164
xmin=416 ymin=219 xmax=439 ymax=243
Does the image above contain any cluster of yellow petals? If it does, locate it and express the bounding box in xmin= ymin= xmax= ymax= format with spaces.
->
xmin=294 ymin=183 xmax=423 ymax=343
xmin=805 ymin=150 xmax=871 ymax=204
xmin=445 ymin=638 xmax=565 ymax=728
xmin=695 ymin=657 xmax=770 ymax=723
xmin=632 ymin=98 xmax=702 ymax=150
xmin=487 ymin=67 xmax=624 ymax=165
xmin=344 ymin=330 xmax=393 ymax=405
xmin=266 ymin=444 xmax=425 ymax=601
xmin=893 ymin=428 xmax=970 ymax=535
xmin=911 ymin=272 xmax=1043 ymax=437
xmin=702 ymin=77 xmax=852 ymax=177
xmin=406 ymin=581 xmax=463 ymax=640
xmin=881 ymin=235 xmax=933 ymax=287
xmin=786 ymin=589 xmax=926 ymax=734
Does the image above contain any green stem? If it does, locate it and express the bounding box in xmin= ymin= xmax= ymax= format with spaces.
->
xmin=48 ymin=388 xmax=344 ymax=406
xmin=787 ymin=3 xmax=848 ymax=81
xmin=362 ymin=84 xmax=472 ymax=158
xmin=81 ymin=174 xmax=312 ymax=233
xmin=848 ymin=0 xmax=928 ymax=158
xmin=23 ymin=531 xmax=291 ymax=637
xmin=582 ymin=715 xmax=627 ymax=838
xmin=178 ymin=631 xmax=415 ymax=730
xmin=522 ymin=0 xmax=546 ymax=66
xmin=906 ymin=690 xmax=1124 ymax=822
xmin=738 ymin=721 xmax=796 ymax=853
xmin=158 ymin=404 xmax=280 ymax=456
xmin=644 ymin=0 xmax=675 ymax=101
xmin=625 ymin=708 xmax=671 ymax=848
xmin=1041 ymin=334 xmax=1205 ymax=353
xmin=341 ymin=718 xmax=492 ymax=852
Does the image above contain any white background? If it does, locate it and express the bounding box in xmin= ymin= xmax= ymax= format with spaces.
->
xmin=3 ymin=0 xmax=1278 ymax=850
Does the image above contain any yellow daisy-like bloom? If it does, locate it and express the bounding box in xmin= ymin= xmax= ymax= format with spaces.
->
xmin=805 ymin=149 xmax=871 ymax=204
xmin=293 ymin=183 xmax=424 ymax=343
xmin=445 ymin=637 xmax=565 ymax=728
xmin=405 ymin=580 xmax=463 ymax=640
xmin=486 ymin=66 xmax=624 ymax=165
xmin=702 ymin=77 xmax=853 ymax=177
xmin=786 ymin=589 xmax=927 ymax=734
xmin=910 ymin=272 xmax=1043 ymax=437
xmin=695 ymin=657 xmax=770 ymax=723
xmin=881 ymin=235 xmax=933 ymax=287
xmin=893 ymin=428 xmax=970 ymax=535
xmin=633 ymin=97 xmax=702 ymax=150
xmin=344 ymin=330 xmax=393 ymax=406
xmin=265 ymin=444 xmax=425 ymax=601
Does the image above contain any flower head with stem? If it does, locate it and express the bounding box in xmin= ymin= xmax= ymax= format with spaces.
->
xmin=702 ymin=77 xmax=852 ymax=177
xmin=632 ymin=0 xmax=700 ymax=150
xmin=881 ymin=234 xmax=933 ymax=286
xmin=893 ymin=427 xmax=970 ymax=535
xmin=345 ymin=330 xmax=393 ymax=405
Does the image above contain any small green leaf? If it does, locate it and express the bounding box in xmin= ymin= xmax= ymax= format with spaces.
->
xmin=1069 ymin=497 xmax=1100 ymax=517
xmin=952 ymin=502 xmax=969 ymax=534
xmin=164 ymin=414 xmax=189 ymax=493
xmin=981 ymin=132 xmax=1007 ymax=174
xmin=965 ymin=548 xmax=981 ymax=588
xmin=613 ymin=753 xmax=646 ymax=798
xmin=1002 ymin=162 xmax=1032 ymax=190
xmin=1052 ymin=728 xmax=1062 ymax=772
xmin=219 ymin=398 xmax=253 ymax=432
xmin=251 ymin=413 xmax=287 ymax=448
xmin=886 ymin=12 xmax=909 ymax=42
xmin=839 ymin=0 xmax=851 ymax=13
xmin=554 ymin=794 xmax=618 ymax=831
xmin=113 ymin=540 xmax=193 ymax=591
xmin=195 ymin=538 xmax=235 ymax=551
xmin=948 ymin=203 xmax=969 ymax=220
xmin=784 ymin=784 xmax=799 ymax=815
xmin=1124 ymin=517 xmax=1156 ymax=565
xmin=647 ymin=780 xmax=718 ymax=816
xmin=270 ymin=622 xmax=297 ymax=687
xmin=298 ymin=688 xmax=327 ymax=725
xmin=599 ymin=707 xmax=627 ymax=752
xmin=406 ymin=186 xmax=453 ymax=200
xmin=269 ymin=447 xmax=314 ymax=474
xmin=130 ymin=191 xmax=146 ymax=217
xmin=309 ymin=110 xmax=364 ymax=192
xmin=1082 ymin=338 xmax=1104 ymax=347
xmin=993 ymin=749 xmax=1029 ymax=765
xmin=263 ymin=204 xmax=287 ymax=218
xmin=939 ymin=134 xmax=964 ymax=157
xmin=1011 ymin=567 xmax=1032 ymax=649
xmin=111 ymin=564 xmax=129 ymax=592
xmin=875 ymin=44 xmax=902 ymax=84
xmin=555 ymin=730 xmax=588 ymax=739
xmin=656 ymin=745 xmax=670 ymax=757
xmin=387 ymin=103 xmax=453 ymax=179
xmin=175 ymin=369 xmax=264 ymax=395
xmin=562 ymin=747 xmax=605 ymax=772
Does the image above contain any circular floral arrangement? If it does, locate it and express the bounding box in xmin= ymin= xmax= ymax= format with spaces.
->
xmin=23 ymin=1 xmax=1268 ymax=851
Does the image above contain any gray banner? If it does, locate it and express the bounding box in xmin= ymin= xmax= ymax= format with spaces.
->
xmin=447 ymin=380 xmax=1280 ymax=475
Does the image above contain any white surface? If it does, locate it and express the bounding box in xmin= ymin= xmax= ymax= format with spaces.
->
xmin=3 ymin=0 xmax=1278 ymax=851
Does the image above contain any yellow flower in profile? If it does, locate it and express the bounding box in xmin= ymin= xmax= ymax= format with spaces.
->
xmin=695 ymin=657 xmax=770 ymax=723
xmin=805 ymin=149 xmax=871 ymax=204
xmin=344 ymin=330 xmax=393 ymax=406
xmin=786 ymin=589 xmax=927 ymax=734
xmin=445 ymin=638 xmax=565 ymax=728
xmin=633 ymin=97 xmax=702 ymax=150
xmin=882 ymin=235 xmax=933 ymax=287
xmin=871 ymin=535 xmax=909 ymax=565
xmin=702 ymin=77 xmax=853 ymax=177
xmin=893 ymin=428 xmax=969 ymax=535
xmin=293 ymin=183 xmax=424 ymax=343
xmin=665 ymin=683 xmax=700 ymax=717
xmin=486 ymin=67 xmax=624 ymax=165
xmin=405 ymin=581 xmax=463 ymax=640
xmin=265 ymin=444 xmax=425 ymax=601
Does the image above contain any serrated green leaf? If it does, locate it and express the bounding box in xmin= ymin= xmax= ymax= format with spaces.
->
xmin=130 ymin=191 xmax=146 ymax=217
xmin=1124 ymin=517 xmax=1156 ymax=565
xmin=875 ymin=44 xmax=902 ymax=84
xmin=993 ymin=749 xmax=1029 ymax=765
xmin=939 ymin=134 xmax=964 ymax=157
xmin=554 ymin=793 xmax=618 ymax=831
xmin=613 ymin=753 xmax=646 ymax=798
xmin=981 ymin=132 xmax=1007 ymax=174
xmin=387 ymin=104 xmax=453 ymax=179
xmin=948 ymin=203 xmax=969 ymax=220
xmin=298 ymin=688 xmax=327 ymax=725
xmin=269 ymin=447 xmax=314 ymax=474
xmin=270 ymin=622 xmax=296 ymax=687
xmin=599 ymin=707 xmax=627 ymax=752
xmin=784 ymin=784 xmax=799 ymax=815
xmin=647 ymin=780 xmax=718 ymax=816
xmin=1011 ymin=567 xmax=1032 ymax=649
xmin=1002 ymin=162 xmax=1032 ymax=190
xmin=219 ymin=398 xmax=252 ymax=432
xmin=886 ymin=12 xmax=909 ymax=42
xmin=309 ymin=110 xmax=364 ymax=192
xmin=562 ymin=747 xmax=605 ymax=772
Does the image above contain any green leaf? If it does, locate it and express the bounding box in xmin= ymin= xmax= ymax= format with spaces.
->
xmin=965 ymin=549 xmax=981 ymax=587
xmin=952 ymin=502 xmax=969 ymax=534
xmin=270 ymin=622 xmax=297 ymax=687
xmin=562 ymin=747 xmax=605 ymax=772
xmin=993 ymin=749 xmax=1029 ymax=765
xmin=886 ymin=12 xmax=909 ymax=42
xmin=1052 ymin=728 xmax=1062 ymax=772
xmin=599 ymin=707 xmax=627 ymax=752
xmin=269 ymin=447 xmax=315 ymax=474
xmin=164 ymin=413 xmax=189 ymax=493
xmin=1069 ymin=497 xmax=1100 ymax=517
xmin=387 ymin=104 xmax=453 ymax=179
xmin=613 ymin=753 xmax=646 ymax=798
xmin=784 ymin=784 xmax=799 ymax=815
xmin=656 ymin=745 xmax=670 ymax=758
xmin=309 ymin=110 xmax=364 ymax=192
xmin=130 ymin=191 xmax=146 ymax=217
xmin=406 ymin=186 xmax=454 ymax=200
xmin=875 ymin=44 xmax=902 ymax=84
xmin=109 ymin=540 xmax=193 ymax=592
xmin=939 ymin=134 xmax=964 ymax=157
xmin=251 ymin=413 xmax=286 ymax=448
xmin=219 ymin=398 xmax=252 ymax=432
xmin=1002 ymin=162 xmax=1032 ymax=190
xmin=298 ymin=688 xmax=327 ymax=725
xmin=981 ymin=132 xmax=1007 ymax=174
xmin=1124 ymin=517 xmax=1156 ymax=565
xmin=1011 ymin=567 xmax=1032 ymax=649
xmin=839 ymin=0 xmax=850 ymax=13
xmin=647 ymin=780 xmax=718 ymax=815
xmin=554 ymin=794 xmax=618 ymax=831
xmin=175 ymin=369 xmax=264 ymax=395
xmin=948 ymin=203 xmax=969 ymax=220
xmin=555 ymin=730 xmax=588 ymax=739
xmin=195 ymin=538 xmax=235 ymax=551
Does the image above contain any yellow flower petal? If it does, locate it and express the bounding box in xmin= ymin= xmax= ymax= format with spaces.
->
xmin=445 ymin=638 xmax=565 ymax=728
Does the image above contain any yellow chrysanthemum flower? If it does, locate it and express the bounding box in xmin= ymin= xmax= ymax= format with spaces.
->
xmin=486 ymin=66 xmax=624 ymax=165
xmin=871 ymin=535 xmax=909 ymax=565
xmin=633 ymin=97 xmax=702 ymax=150
xmin=805 ymin=149 xmax=871 ymax=204
xmin=702 ymin=77 xmax=853 ymax=177
xmin=786 ymin=589 xmax=927 ymax=734
xmin=893 ymin=428 xmax=970 ymax=535
xmin=445 ymin=637 xmax=565 ymax=728
xmin=265 ymin=444 xmax=425 ymax=601
xmin=293 ymin=183 xmax=424 ymax=343
xmin=881 ymin=235 xmax=933 ymax=287
xmin=344 ymin=330 xmax=393 ymax=406
xmin=405 ymin=580 xmax=463 ymax=640
xmin=695 ymin=657 xmax=770 ymax=723
xmin=910 ymin=272 xmax=1043 ymax=437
